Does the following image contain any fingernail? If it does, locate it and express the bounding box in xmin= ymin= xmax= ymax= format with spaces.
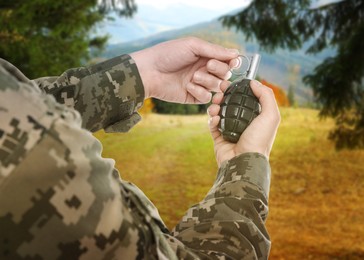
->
xmin=230 ymin=58 xmax=240 ymax=68
xmin=251 ymin=80 xmax=262 ymax=88
xmin=224 ymin=71 xmax=232 ymax=80
xmin=228 ymin=49 xmax=239 ymax=55
xmin=207 ymin=60 xmax=217 ymax=71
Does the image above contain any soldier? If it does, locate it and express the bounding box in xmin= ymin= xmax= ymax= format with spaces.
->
xmin=0 ymin=37 xmax=280 ymax=259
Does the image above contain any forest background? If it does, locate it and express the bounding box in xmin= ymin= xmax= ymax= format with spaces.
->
xmin=1 ymin=0 xmax=363 ymax=258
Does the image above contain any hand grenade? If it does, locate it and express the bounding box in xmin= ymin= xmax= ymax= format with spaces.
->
xmin=218 ymin=54 xmax=261 ymax=143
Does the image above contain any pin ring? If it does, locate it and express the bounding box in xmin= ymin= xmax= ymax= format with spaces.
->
xmin=230 ymin=55 xmax=251 ymax=76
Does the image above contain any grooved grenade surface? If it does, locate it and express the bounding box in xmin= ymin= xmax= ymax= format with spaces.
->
xmin=218 ymin=78 xmax=261 ymax=143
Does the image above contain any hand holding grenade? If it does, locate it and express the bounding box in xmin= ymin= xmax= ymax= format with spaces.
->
xmin=218 ymin=54 xmax=261 ymax=143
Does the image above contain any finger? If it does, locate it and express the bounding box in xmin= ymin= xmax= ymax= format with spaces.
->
xmin=220 ymin=80 xmax=231 ymax=92
xmin=206 ymin=59 xmax=232 ymax=80
xmin=188 ymin=37 xmax=239 ymax=61
xmin=250 ymin=80 xmax=280 ymax=120
xmin=207 ymin=104 xmax=220 ymax=117
xmin=193 ymin=70 xmax=223 ymax=93
xmin=186 ymin=83 xmax=212 ymax=104
xmin=212 ymin=92 xmax=224 ymax=105
xmin=229 ymin=57 xmax=241 ymax=69
xmin=208 ymin=115 xmax=221 ymax=140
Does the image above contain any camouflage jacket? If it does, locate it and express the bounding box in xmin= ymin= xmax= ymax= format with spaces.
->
xmin=0 ymin=55 xmax=271 ymax=259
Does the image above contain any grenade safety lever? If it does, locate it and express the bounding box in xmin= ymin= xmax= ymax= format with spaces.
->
xmin=218 ymin=54 xmax=261 ymax=143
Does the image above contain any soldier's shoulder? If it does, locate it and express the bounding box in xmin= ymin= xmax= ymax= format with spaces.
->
xmin=0 ymin=59 xmax=80 ymax=177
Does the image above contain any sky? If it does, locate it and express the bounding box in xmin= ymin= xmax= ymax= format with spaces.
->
xmin=100 ymin=0 xmax=251 ymax=43
xmin=136 ymin=0 xmax=250 ymax=11
xmin=100 ymin=0 xmax=339 ymax=44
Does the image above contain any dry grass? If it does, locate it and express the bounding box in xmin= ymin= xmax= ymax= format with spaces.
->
xmin=94 ymin=108 xmax=364 ymax=259
xmin=268 ymin=108 xmax=364 ymax=259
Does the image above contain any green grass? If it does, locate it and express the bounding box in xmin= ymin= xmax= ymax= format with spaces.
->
xmin=94 ymin=114 xmax=218 ymax=226
xmin=94 ymin=108 xmax=364 ymax=259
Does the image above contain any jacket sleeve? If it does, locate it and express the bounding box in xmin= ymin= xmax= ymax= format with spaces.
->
xmin=170 ymin=153 xmax=271 ymax=259
xmin=33 ymin=55 xmax=145 ymax=132
xmin=0 ymin=59 xmax=171 ymax=259
xmin=0 ymin=58 xmax=271 ymax=260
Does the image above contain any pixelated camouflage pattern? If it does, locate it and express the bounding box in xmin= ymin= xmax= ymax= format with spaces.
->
xmin=34 ymin=55 xmax=145 ymax=133
xmin=0 ymin=56 xmax=271 ymax=259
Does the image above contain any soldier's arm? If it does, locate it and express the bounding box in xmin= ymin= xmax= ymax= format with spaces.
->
xmin=170 ymin=81 xmax=280 ymax=259
xmin=33 ymin=55 xmax=144 ymax=132
xmin=0 ymin=59 xmax=177 ymax=259
xmin=170 ymin=153 xmax=271 ymax=259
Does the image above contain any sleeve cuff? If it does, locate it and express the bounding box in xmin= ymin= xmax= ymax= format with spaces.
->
xmin=88 ymin=54 xmax=145 ymax=132
xmin=216 ymin=153 xmax=271 ymax=199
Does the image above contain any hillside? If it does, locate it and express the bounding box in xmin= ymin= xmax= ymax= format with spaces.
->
xmin=102 ymin=18 xmax=334 ymax=105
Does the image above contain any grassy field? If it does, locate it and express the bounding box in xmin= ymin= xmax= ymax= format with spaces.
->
xmin=94 ymin=108 xmax=364 ymax=259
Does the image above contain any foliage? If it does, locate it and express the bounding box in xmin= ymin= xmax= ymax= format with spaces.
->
xmin=139 ymin=98 xmax=154 ymax=114
xmin=98 ymin=0 xmax=136 ymax=17
xmin=151 ymin=78 xmax=290 ymax=114
xmin=329 ymin=108 xmax=364 ymax=150
xmin=152 ymin=99 xmax=201 ymax=114
xmin=220 ymin=0 xmax=364 ymax=149
xmin=287 ymin=85 xmax=295 ymax=107
xmin=261 ymin=79 xmax=290 ymax=107
xmin=0 ymin=0 xmax=136 ymax=78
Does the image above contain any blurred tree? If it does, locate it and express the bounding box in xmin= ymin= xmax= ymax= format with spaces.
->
xmin=261 ymin=79 xmax=290 ymax=107
xmin=221 ymin=0 xmax=364 ymax=149
xmin=288 ymin=64 xmax=299 ymax=107
xmin=0 ymin=0 xmax=136 ymax=78
xmin=139 ymin=98 xmax=154 ymax=114
xmin=153 ymin=99 xmax=200 ymax=115
xmin=288 ymin=85 xmax=296 ymax=107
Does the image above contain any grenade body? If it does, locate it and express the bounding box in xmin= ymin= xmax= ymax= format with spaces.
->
xmin=218 ymin=78 xmax=261 ymax=143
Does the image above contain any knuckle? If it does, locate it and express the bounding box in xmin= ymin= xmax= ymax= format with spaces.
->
xmin=265 ymin=87 xmax=274 ymax=95
xmin=193 ymin=71 xmax=202 ymax=82
xmin=263 ymin=87 xmax=277 ymax=100
xmin=207 ymin=59 xmax=217 ymax=71
xmin=185 ymin=36 xmax=199 ymax=45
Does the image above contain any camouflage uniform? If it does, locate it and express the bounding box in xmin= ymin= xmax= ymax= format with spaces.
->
xmin=0 ymin=55 xmax=271 ymax=259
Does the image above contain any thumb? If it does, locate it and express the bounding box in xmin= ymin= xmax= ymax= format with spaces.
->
xmin=250 ymin=80 xmax=280 ymax=119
